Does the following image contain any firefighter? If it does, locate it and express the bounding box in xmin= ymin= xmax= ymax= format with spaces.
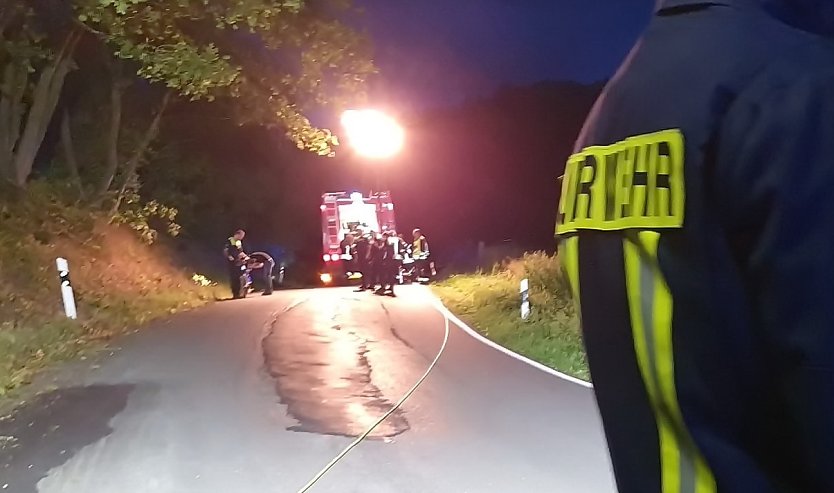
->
xmin=353 ymin=231 xmax=372 ymax=291
xmin=377 ymin=231 xmax=397 ymax=296
xmin=395 ymin=233 xmax=409 ymax=284
xmin=556 ymin=2 xmax=834 ymax=492
xmin=411 ymin=228 xmax=431 ymax=282
xmin=365 ymin=233 xmax=384 ymax=292
xmin=223 ymin=229 xmax=247 ymax=299
xmin=397 ymin=233 xmax=409 ymax=255
xmin=340 ymin=232 xmax=356 ymax=258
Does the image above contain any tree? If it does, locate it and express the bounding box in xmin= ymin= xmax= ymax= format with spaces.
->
xmin=0 ymin=3 xmax=80 ymax=189
xmin=75 ymin=0 xmax=375 ymax=157
xmin=2 ymin=0 xmax=375 ymax=193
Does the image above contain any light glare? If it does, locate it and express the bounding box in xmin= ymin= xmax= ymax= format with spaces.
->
xmin=341 ymin=109 xmax=405 ymax=159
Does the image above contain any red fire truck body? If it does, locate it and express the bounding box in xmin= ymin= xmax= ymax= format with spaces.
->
xmin=320 ymin=191 xmax=397 ymax=284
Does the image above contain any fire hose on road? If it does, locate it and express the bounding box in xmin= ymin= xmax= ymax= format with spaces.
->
xmin=295 ymin=303 xmax=452 ymax=493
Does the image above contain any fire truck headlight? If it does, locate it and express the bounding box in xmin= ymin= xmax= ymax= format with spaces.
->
xmin=320 ymin=273 xmax=333 ymax=284
xmin=323 ymin=254 xmax=331 ymax=262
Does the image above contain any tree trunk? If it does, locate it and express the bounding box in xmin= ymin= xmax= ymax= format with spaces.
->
xmin=60 ymin=108 xmax=84 ymax=199
xmin=10 ymin=31 xmax=79 ymax=188
xmin=0 ymin=63 xmax=16 ymax=181
xmin=95 ymin=68 xmax=125 ymax=198
xmin=0 ymin=6 xmax=10 ymax=35
xmin=0 ymin=3 xmax=22 ymax=42
xmin=110 ymin=90 xmax=173 ymax=216
xmin=0 ymin=62 xmax=26 ymax=183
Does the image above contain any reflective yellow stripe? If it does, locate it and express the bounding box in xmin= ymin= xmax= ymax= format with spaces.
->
xmin=624 ymin=231 xmax=715 ymax=493
xmin=695 ymin=460 xmax=715 ymax=493
xmin=559 ymin=236 xmax=581 ymax=305
xmin=623 ymin=236 xmax=676 ymax=492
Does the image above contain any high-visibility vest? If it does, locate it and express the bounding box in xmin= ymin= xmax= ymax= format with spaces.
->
xmin=413 ymin=237 xmax=428 ymax=258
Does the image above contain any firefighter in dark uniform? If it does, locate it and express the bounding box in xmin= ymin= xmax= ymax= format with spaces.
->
xmin=378 ymin=231 xmax=397 ymax=296
xmin=366 ymin=233 xmax=385 ymax=292
xmin=556 ymin=2 xmax=834 ymax=492
xmin=223 ymin=229 xmax=247 ymax=299
xmin=353 ymin=231 xmax=372 ymax=291
xmin=340 ymin=233 xmax=356 ymax=258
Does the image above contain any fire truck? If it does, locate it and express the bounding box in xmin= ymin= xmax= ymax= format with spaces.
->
xmin=320 ymin=191 xmax=397 ymax=285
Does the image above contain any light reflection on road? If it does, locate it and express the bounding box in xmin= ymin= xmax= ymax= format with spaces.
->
xmin=263 ymin=290 xmax=409 ymax=438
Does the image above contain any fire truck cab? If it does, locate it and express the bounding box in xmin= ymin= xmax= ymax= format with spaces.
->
xmin=320 ymin=191 xmax=397 ymax=285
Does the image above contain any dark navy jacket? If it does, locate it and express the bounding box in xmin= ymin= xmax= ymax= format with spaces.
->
xmin=557 ymin=1 xmax=834 ymax=492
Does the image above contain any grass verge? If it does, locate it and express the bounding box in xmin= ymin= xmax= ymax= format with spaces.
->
xmin=0 ymin=186 xmax=222 ymax=396
xmin=433 ymin=252 xmax=589 ymax=381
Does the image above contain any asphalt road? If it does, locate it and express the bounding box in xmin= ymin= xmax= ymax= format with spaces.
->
xmin=0 ymin=286 xmax=616 ymax=493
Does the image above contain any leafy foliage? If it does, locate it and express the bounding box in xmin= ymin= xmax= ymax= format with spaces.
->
xmin=0 ymin=8 xmax=51 ymax=70
xmin=111 ymin=182 xmax=182 ymax=245
xmin=1 ymin=0 xmax=374 ymax=192
xmin=74 ymin=0 xmax=375 ymax=155
xmin=0 ymin=182 xmax=218 ymax=395
xmin=0 ymin=0 xmax=377 ymax=396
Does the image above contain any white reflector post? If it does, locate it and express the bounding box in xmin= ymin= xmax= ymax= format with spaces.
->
xmin=520 ymin=278 xmax=530 ymax=320
xmin=56 ymin=257 xmax=78 ymax=320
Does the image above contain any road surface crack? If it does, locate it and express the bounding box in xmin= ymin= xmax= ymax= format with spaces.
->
xmin=262 ymin=295 xmax=409 ymax=438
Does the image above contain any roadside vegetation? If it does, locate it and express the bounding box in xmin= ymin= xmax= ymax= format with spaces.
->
xmin=433 ymin=252 xmax=589 ymax=381
xmin=0 ymin=183 xmax=223 ymax=396
xmin=0 ymin=1 xmax=374 ymax=396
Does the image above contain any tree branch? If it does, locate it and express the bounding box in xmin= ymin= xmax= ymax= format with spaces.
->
xmin=110 ymin=90 xmax=173 ymax=216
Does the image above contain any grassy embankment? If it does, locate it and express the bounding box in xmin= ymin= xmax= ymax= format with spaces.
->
xmin=0 ymin=186 xmax=221 ymax=396
xmin=433 ymin=252 xmax=588 ymax=381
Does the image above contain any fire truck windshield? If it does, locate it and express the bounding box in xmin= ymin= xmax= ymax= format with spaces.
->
xmin=338 ymin=202 xmax=380 ymax=238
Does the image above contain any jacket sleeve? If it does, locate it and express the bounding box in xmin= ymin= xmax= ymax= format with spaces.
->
xmin=716 ymin=70 xmax=834 ymax=487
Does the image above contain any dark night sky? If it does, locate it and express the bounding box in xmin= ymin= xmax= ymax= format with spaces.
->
xmin=219 ymin=2 xmax=659 ymax=271
xmin=354 ymin=1 xmax=655 ymax=110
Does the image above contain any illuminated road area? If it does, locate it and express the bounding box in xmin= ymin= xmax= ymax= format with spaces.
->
xmin=0 ymin=286 xmax=616 ymax=493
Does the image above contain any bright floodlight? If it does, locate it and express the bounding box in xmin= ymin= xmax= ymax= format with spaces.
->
xmin=341 ymin=109 xmax=405 ymax=159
